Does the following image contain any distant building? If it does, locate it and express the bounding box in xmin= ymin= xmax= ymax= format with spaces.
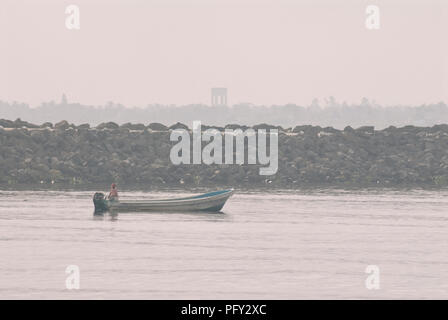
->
xmin=211 ymin=88 xmax=227 ymax=106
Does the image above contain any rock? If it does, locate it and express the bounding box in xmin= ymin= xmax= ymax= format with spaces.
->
xmin=252 ymin=123 xmax=284 ymax=131
xmin=40 ymin=122 xmax=53 ymax=129
xmin=225 ymin=124 xmax=250 ymax=131
xmin=356 ymin=126 xmax=375 ymax=134
xmin=202 ymin=125 xmax=225 ymax=132
xmin=293 ymin=125 xmax=321 ymax=135
xmin=77 ymin=123 xmax=90 ymax=130
xmin=169 ymin=122 xmax=189 ymax=131
xmin=14 ymin=118 xmax=38 ymax=128
xmin=322 ymin=127 xmax=339 ymax=134
xmin=147 ymin=123 xmax=168 ymax=131
xmin=0 ymin=119 xmax=14 ymax=128
xmin=121 ymin=123 xmax=145 ymax=130
xmin=96 ymin=122 xmax=119 ymax=130
xmin=55 ymin=120 xmax=70 ymax=130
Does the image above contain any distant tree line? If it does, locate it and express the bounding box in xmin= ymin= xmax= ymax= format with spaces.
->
xmin=0 ymin=97 xmax=447 ymax=129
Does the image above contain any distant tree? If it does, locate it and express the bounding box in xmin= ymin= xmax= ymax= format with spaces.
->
xmin=310 ymin=98 xmax=320 ymax=108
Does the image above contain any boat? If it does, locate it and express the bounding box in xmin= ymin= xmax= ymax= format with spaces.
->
xmin=93 ymin=189 xmax=234 ymax=213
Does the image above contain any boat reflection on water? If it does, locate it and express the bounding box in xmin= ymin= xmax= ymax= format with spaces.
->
xmin=93 ymin=209 xmax=119 ymax=221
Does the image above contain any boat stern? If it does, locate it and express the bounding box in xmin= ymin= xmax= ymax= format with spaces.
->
xmin=93 ymin=192 xmax=109 ymax=213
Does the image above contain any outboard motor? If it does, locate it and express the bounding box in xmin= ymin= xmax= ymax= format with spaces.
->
xmin=93 ymin=192 xmax=108 ymax=214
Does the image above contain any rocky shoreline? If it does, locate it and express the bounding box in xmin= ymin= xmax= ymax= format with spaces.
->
xmin=2 ymin=118 xmax=448 ymax=189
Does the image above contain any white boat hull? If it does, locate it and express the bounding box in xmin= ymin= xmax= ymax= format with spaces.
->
xmin=93 ymin=189 xmax=234 ymax=213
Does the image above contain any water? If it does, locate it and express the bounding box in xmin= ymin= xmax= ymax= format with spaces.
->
xmin=0 ymin=189 xmax=447 ymax=299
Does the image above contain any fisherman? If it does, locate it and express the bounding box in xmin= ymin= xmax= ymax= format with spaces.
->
xmin=108 ymin=183 xmax=119 ymax=200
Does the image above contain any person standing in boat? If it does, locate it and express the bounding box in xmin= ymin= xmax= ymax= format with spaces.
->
xmin=108 ymin=183 xmax=119 ymax=200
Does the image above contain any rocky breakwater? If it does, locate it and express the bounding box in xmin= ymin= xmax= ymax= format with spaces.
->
xmin=1 ymin=118 xmax=448 ymax=188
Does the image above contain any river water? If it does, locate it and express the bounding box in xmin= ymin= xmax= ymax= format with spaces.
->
xmin=0 ymin=189 xmax=447 ymax=299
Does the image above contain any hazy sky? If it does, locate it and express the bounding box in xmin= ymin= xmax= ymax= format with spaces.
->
xmin=1 ymin=0 xmax=447 ymax=106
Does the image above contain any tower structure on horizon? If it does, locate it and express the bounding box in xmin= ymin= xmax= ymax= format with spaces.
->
xmin=211 ymin=88 xmax=227 ymax=106
xmin=61 ymin=93 xmax=68 ymax=105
